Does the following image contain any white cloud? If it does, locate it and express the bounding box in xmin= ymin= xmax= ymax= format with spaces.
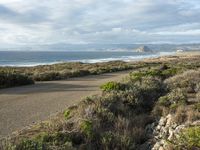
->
xmin=0 ymin=0 xmax=199 ymax=45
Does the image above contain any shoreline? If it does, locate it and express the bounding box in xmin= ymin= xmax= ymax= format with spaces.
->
xmin=0 ymin=51 xmax=176 ymax=67
xmin=1 ymin=50 xmax=199 ymax=67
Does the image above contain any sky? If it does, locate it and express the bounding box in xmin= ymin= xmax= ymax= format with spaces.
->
xmin=0 ymin=0 xmax=199 ymax=46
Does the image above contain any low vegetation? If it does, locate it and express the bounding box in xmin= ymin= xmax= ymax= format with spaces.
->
xmin=100 ymin=81 xmax=125 ymax=92
xmin=0 ymin=70 xmax=34 ymax=88
xmin=172 ymin=126 xmax=200 ymax=149
xmin=1 ymin=55 xmax=200 ymax=149
xmin=0 ymin=61 xmax=137 ymax=88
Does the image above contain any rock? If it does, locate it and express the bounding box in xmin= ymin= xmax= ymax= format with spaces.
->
xmin=165 ymin=114 xmax=173 ymax=127
xmin=192 ymin=120 xmax=200 ymax=125
xmin=156 ymin=125 xmax=161 ymax=131
xmin=152 ymin=142 xmax=162 ymax=150
xmin=135 ymin=46 xmax=153 ymax=53
xmin=146 ymin=113 xmax=200 ymax=150
xmin=159 ymin=146 xmax=164 ymax=150
xmin=168 ymin=128 xmax=174 ymax=141
xmin=174 ymin=124 xmax=185 ymax=133
xmin=161 ymin=127 xmax=168 ymax=137
xmin=172 ymin=123 xmax=178 ymax=129
xmin=159 ymin=117 xmax=167 ymax=126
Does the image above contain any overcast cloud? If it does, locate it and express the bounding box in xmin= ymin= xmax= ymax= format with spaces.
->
xmin=0 ymin=0 xmax=199 ymax=45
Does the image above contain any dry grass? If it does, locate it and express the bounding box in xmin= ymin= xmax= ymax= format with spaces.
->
xmin=172 ymin=105 xmax=200 ymax=124
xmin=165 ymin=69 xmax=200 ymax=93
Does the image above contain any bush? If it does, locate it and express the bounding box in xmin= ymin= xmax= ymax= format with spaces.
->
xmin=100 ymin=81 xmax=125 ymax=92
xmin=161 ymin=67 xmax=180 ymax=78
xmin=0 ymin=71 xmax=34 ymax=88
xmin=158 ymin=88 xmax=187 ymax=107
xmin=129 ymin=66 xmax=180 ymax=83
xmin=175 ymin=127 xmax=200 ymax=149
xmin=13 ymin=132 xmax=75 ymax=150
xmin=165 ymin=70 xmax=200 ymax=93
xmin=80 ymin=120 xmax=93 ymax=138
xmin=129 ymin=69 xmax=162 ymax=83
xmin=33 ymin=72 xmax=61 ymax=81
xmin=136 ymin=77 xmax=166 ymax=108
xmin=1 ymin=61 xmax=134 ymax=82
xmin=64 ymin=109 xmax=71 ymax=120
xmin=15 ymin=139 xmax=43 ymax=150
xmin=172 ymin=105 xmax=200 ymax=124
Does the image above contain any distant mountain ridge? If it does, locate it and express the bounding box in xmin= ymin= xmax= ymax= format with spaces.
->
xmin=0 ymin=43 xmax=200 ymax=51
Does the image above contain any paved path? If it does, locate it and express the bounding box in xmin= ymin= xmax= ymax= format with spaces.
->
xmin=0 ymin=71 xmax=130 ymax=137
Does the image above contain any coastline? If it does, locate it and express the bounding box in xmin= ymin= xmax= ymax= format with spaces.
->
xmin=1 ymin=50 xmax=199 ymax=67
xmin=0 ymin=51 xmax=176 ymax=67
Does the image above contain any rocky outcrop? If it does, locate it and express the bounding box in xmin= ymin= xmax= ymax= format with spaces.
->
xmin=135 ymin=46 xmax=153 ymax=53
xmin=142 ymin=114 xmax=200 ymax=150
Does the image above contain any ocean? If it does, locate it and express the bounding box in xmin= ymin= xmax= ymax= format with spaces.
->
xmin=0 ymin=51 xmax=174 ymax=67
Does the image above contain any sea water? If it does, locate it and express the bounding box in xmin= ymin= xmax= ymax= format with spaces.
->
xmin=0 ymin=51 xmax=174 ymax=67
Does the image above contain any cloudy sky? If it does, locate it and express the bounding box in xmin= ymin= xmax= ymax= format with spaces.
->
xmin=0 ymin=0 xmax=199 ymax=45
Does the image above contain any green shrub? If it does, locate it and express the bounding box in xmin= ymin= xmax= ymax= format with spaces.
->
xmin=137 ymin=77 xmax=166 ymax=108
xmin=101 ymin=131 xmax=115 ymax=148
xmin=80 ymin=120 xmax=93 ymax=138
xmin=129 ymin=69 xmax=162 ymax=83
xmin=15 ymin=139 xmax=43 ymax=150
xmin=158 ymin=88 xmax=187 ymax=107
xmin=100 ymin=81 xmax=125 ymax=92
xmin=64 ymin=109 xmax=71 ymax=120
xmin=161 ymin=67 xmax=180 ymax=78
xmin=176 ymin=127 xmax=200 ymax=149
xmin=14 ymin=132 xmax=75 ymax=150
xmin=95 ymin=107 xmax=115 ymax=126
xmin=129 ymin=66 xmax=179 ymax=83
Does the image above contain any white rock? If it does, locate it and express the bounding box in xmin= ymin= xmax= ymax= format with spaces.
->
xmin=159 ymin=117 xmax=167 ymax=126
xmin=156 ymin=125 xmax=161 ymax=131
xmin=175 ymin=124 xmax=185 ymax=133
xmin=168 ymin=128 xmax=174 ymax=141
xmin=192 ymin=120 xmax=200 ymax=126
xmin=152 ymin=142 xmax=161 ymax=150
xmin=166 ymin=114 xmax=172 ymax=127
xmin=159 ymin=146 xmax=164 ymax=150
xmin=172 ymin=123 xmax=178 ymax=129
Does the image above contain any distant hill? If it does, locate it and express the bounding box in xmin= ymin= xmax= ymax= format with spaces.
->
xmin=135 ymin=45 xmax=153 ymax=53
